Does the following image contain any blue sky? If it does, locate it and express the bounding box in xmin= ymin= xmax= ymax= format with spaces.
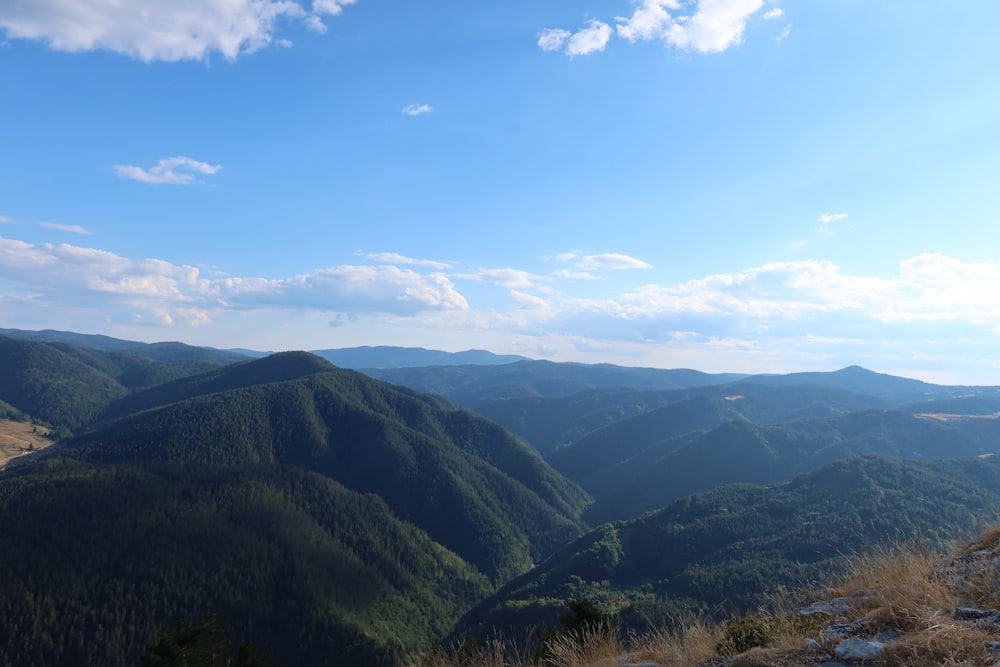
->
xmin=2 ymin=1 xmax=1000 ymax=384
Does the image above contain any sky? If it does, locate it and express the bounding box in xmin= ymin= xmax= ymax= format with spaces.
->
xmin=2 ymin=1 xmax=1000 ymax=384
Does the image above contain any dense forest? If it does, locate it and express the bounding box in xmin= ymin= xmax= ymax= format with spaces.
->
xmin=2 ymin=330 xmax=1000 ymax=665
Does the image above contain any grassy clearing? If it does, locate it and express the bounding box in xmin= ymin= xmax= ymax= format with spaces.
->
xmin=0 ymin=418 xmax=55 ymax=467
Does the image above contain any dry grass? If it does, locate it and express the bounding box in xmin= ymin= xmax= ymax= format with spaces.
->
xmin=623 ymin=618 xmax=724 ymax=666
xmin=540 ymin=626 xmax=620 ymax=667
xmin=0 ymin=418 xmax=54 ymax=467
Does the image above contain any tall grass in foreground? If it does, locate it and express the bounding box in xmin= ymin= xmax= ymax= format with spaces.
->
xmin=422 ymin=525 xmax=1000 ymax=667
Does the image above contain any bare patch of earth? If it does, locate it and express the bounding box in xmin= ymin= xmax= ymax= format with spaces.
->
xmin=915 ymin=413 xmax=999 ymax=422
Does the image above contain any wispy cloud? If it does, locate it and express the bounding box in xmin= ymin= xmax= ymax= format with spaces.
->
xmin=456 ymin=268 xmax=536 ymax=288
xmin=4 ymin=231 xmax=1000 ymax=382
xmin=816 ymin=212 xmax=848 ymax=234
xmin=402 ymin=103 xmax=432 ymax=116
xmin=618 ymin=0 xmax=764 ymax=53
xmin=574 ymin=253 xmax=653 ymax=271
xmin=542 ymin=0 xmax=766 ymax=56
xmin=567 ymin=20 xmax=613 ymax=56
xmin=539 ymin=19 xmax=612 ymax=56
xmin=776 ymin=23 xmax=791 ymax=41
xmin=0 ymin=215 xmax=15 ymax=224
xmin=537 ymin=28 xmax=571 ymax=52
xmin=0 ymin=0 xmax=357 ymax=62
xmin=552 ymin=269 xmax=599 ymax=280
xmin=40 ymin=222 xmax=92 ymax=235
xmin=114 ymin=156 xmax=222 ymax=185
xmin=364 ymin=252 xmax=451 ymax=270
xmin=0 ymin=235 xmax=467 ymax=329
xmin=762 ymin=8 xmax=784 ymax=19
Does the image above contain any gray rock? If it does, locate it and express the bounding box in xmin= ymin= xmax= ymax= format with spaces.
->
xmin=821 ymin=619 xmax=867 ymax=641
xmin=803 ymin=638 xmax=826 ymax=653
xmin=800 ymin=597 xmax=851 ymax=616
xmin=956 ymin=607 xmax=998 ymax=620
xmin=834 ymin=638 xmax=885 ymax=661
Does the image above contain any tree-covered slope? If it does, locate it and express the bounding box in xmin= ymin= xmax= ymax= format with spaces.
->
xmin=455 ymin=455 xmax=1000 ymax=640
xmin=0 ymin=328 xmax=247 ymax=364
xmin=0 ymin=335 xmax=129 ymax=430
xmin=578 ymin=409 xmax=1000 ymax=522
xmin=66 ymin=359 xmax=591 ymax=581
xmin=0 ymin=460 xmax=491 ymax=667
xmin=0 ymin=333 xmax=245 ymax=431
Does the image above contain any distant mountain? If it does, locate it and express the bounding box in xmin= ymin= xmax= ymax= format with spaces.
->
xmin=580 ymin=408 xmax=1000 ymax=522
xmin=0 ymin=335 xmax=130 ymax=430
xmin=735 ymin=365 xmax=992 ymax=404
xmin=310 ymin=346 xmax=529 ymax=368
xmin=365 ymin=360 xmax=746 ymax=405
xmin=470 ymin=382 xmax=888 ymax=458
xmin=0 ymin=328 xmax=247 ymax=365
xmin=0 ymin=333 xmax=244 ymax=431
xmin=455 ymin=454 xmax=1000 ymax=640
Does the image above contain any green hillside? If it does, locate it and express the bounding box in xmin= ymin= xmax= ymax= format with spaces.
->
xmin=0 ymin=335 xmax=129 ymax=430
xmin=0 ymin=460 xmax=490 ymax=667
xmin=456 ymin=455 xmax=1000 ymax=640
xmin=65 ymin=357 xmax=591 ymax=582
xmin=576 ymin=409 xmax=1000 ymax=522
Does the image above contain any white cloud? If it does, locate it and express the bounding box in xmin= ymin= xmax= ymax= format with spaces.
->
xmin=816 ymin=212 xmax=848 ymax=234
xmin=0 ymin=0 xmax=356 ymax=62
xmin=114 ymin=156 xmax=222 ymax=185
xmin=776 ymin=23 xmax=791 ymax=41
xmin=566 ymin=20 xmax=613 ymax=56
xmin=575 ymin=253 xmax=653 ymax=271
xmin=401 ymin=103 xmax=432 ymax=116
xmin=615 ymin=0 xmax=764 ymax=53
xmin=0 ymin=215 xmax=15 ymax=224
xmin=762 ymin=8 xmax=784 ymax=19
xmin=40 ymin=222 xmax=92 ymax=235
xmin=456 ymin=268 xmax=536 ymax=288
xmin=0 ymin=235 xmax=467 ymax=329
xmin=552 ymin=269 xmax=599 ymax=280
xmin=510 ymin=290 xmax=549 ymax=310
xmin=616 ymin=0 xmax=679 ymax=43
xmin=537 ymin=28 xmax=571 ymax=52
xmin=364 ymin=252 xmax=451 ymax=270
xmin=539 ymin=20 xmax=611 ymax=56
xmin=546 ymin=255 xmax=1000 ymax=339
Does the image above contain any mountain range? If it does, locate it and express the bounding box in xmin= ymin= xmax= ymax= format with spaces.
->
xmin=2 ymin=329 xmax=1000 ymax=665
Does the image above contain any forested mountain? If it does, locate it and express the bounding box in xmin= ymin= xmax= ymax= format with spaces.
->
xmin=0 ymin=346 xmax=594 ymax=666
xmin=455 ymin=455 xmax=1000 ymax=640
xmin=0 ymin=328 xmax=247 ymax=365
xmin=473 ymin=384 xmax=887 ymax=458
xmin=7 ymin=329 xmax=1000 ymax=666
xmin=576 ymin=409 xmax=1000 ymax=522
xmin=0 ymin=460 xmax=491 ymax=667
xmin=63 ymin=353 xmax=591 ymax=582
xmin=365 ymin=360 xmax=746 ymax=405
xmin=0 ymin=333 xmax=243 ymax=430
xmin=0 ymin=335 xmax=130 ymax=430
